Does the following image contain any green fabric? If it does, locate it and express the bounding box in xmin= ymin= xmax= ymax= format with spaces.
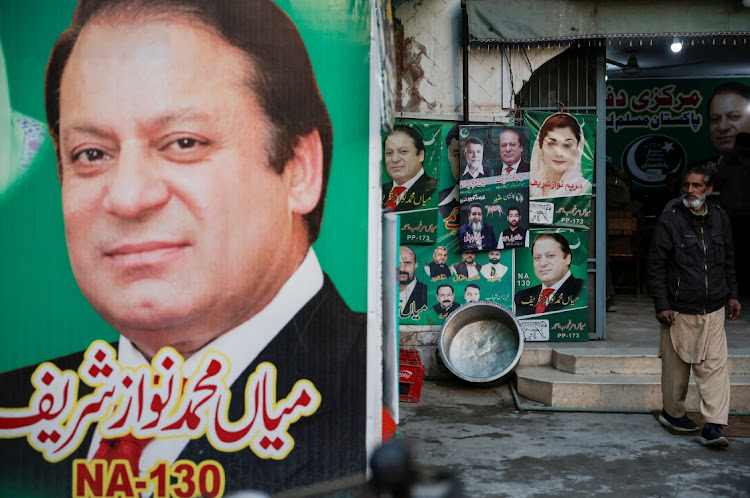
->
xmin=467 ymin=0 xmax=750 ymax=44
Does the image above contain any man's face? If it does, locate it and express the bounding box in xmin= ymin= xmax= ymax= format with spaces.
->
xmin=464 ymin=287 xmax=480 ymax=303
xmin=533 ymin=238 xmax=571 ymax=287
xmin=507 ymin=210 xmax=520 ymax=227
xmin=384 ymin=131 xmax=424 ymax=184
xmin=58 ymin=20 xmax=318 ymax=357
xmin=433 ymin=248 xmax=447 ymax=264
xmin=499 ymin=130 xmax=522 ymax=166
xmin=448 ymin=138 xmax=460 ymax=181
xmin=680 ymin=172 xmax=713 ymax=211
xmin=461 ymin=251 xmax=475 ymax=264
xmin=399 ymin=247 xmax=417 ymax=286
xmin=469 ymin=207 xmax=483 ymax=224
xmin=709 ymin=92 xmax=750 ymax=155
xmin=488 ymin=250 xmax=501 ymax=264
xmin=464 ymin=142 xmax=483 ymax=169
xmin=437 ymin=287 xmax=454 ymax=308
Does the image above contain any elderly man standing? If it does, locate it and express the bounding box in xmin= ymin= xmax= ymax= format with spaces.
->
xmin=649 ymin=165 xmax=741 ymax=448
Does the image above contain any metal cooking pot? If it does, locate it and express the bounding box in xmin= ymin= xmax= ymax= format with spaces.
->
xmin=438 ymin=301 xmax=524 ymax=385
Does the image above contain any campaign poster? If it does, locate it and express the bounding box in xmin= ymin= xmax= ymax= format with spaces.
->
xmin=382 ymin=121 xmax=441 ymax=244
xmin=605 ymin=78 xmax=750 ymax=189
xmin=0 ymin=1 xmax=372 ymax=496
xmin=457 ymin=125 xmax=531 ymax=251
xmin=400 ymin=243 xmax=514 ymax=326
xmin=513 ymin=229 xmax=589 ymax=342
xmin=525 ymin=111 xmax=594 ymax=230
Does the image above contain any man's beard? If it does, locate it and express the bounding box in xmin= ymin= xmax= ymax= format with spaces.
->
xmin=682 ymin=192 xmax=706 ymax=210
xmin=399 ymin=271 xmax=414 ymax=285
xmin=509 ymin=220 xmax=518 ymax=228
xmin=471 ymin=220 xmax=483 ymax=232
xmin=489 ymin=257 xmax=500 ymax=264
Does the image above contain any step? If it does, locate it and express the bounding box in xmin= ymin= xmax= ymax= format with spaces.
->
xmin=549 ymin=348 xmax=750 ymax=375
xmin=515 ymin=365 xmax=750 ymax=411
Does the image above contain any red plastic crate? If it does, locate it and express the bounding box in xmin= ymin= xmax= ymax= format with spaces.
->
xmin=399 ymin=348 xmax=425 ymax=403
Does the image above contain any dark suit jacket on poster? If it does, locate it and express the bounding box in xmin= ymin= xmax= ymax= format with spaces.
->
xmin=402 ymin=280 xmax=428 ymax=316
xmin=500 ymin=159 xmax=530 ymax=175
xmin=451 ymin=261 xmax=482 ymax=278
xmin=432 ymin=302 xmax=460 ymax=318
xmin=459 ymin=223 xmax=497 ymax=251
xmin=427 ymin=261 xmax=452 ymax=280
xmin=514 ymin=276 xmax=585 ymax=317
xmin=0 ymin=276 xmax=366 ymax=497
xmin=499 ymin=226 xmax=528 ymax=248
xmin=381 ymin=174 xmax=438 ymax=212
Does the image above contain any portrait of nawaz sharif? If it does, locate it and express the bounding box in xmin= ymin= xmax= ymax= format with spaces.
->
xmin=0 ymin=0 xmax=371 ymax=496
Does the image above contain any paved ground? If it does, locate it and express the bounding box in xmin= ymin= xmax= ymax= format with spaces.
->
xmin=398 ymin=380 xmax=750 ymax=497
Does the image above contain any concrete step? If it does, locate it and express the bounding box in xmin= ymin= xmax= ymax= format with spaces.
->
xmin=549 ymin=348 xmax=750 ymax=375
xmin=516 ymin=365 xmax=750 ymax=411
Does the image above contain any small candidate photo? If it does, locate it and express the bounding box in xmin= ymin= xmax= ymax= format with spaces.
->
xmin=460 ymin=136 xmax=494 ymax=180
xmin=514 ymin=231 xmax=586 ymax=317
xmin=463 ymin=283 xmax=481 ymax=303
xmin=382 ymin=124 xmax=439 ymax=212
xmin=399 ymin=246 xmax=428 ymax=319
xmin=529 ymin=112 xmax=592 ymax=198
xmin=459 ymin=202 xmax=498 ymax=251
xmin=498 ymin=205 xmax=530 ymax=249
xmin=480 ymin=249 xmax=509 ymax=281
xmin=424 ymin=245 xmax=452 ymax=281
xmin=432 ymin=283 xmax=460 ymax=319
xmin=497 ymin=127 xmax=530 ymax=180
xmin=451 ymin=250 xmax=482 ymax=281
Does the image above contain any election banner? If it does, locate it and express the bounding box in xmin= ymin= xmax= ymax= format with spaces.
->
xmin=0 ymin=1 xmax=373 ymax=496
xmin=457 ymin=125 xmax=531 ymax=252
xmin=382 ymin=121 xmax=441 ymax=244
xmin=513 ymin=228 xmax=589 ymax=342
xmin=525 ymin=111 xmax=595 ymax=230
xmin=605 ymin=78 xmax=750 ymax=189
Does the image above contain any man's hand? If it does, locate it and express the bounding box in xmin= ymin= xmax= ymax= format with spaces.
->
xmin=656 ymin=310 xmax=675 ymax=325
xmin=727 ymin=299 xmax=742 ymax=321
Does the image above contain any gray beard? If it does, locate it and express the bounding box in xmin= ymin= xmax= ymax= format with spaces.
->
xmin=682 ymin=193 xmax=706 ymax=211
xmin=471 ymin=220 xmax=483 ymax=232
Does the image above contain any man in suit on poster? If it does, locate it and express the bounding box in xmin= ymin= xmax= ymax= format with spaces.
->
xmin=425 ymin=246 xmax=452 ymax=280
xmin=460 ymin=137 xmax=495 ymax=180
xmin=382 ymin=125 xmax=438 ymax=212
xmin=498 ymin=128 xmax=529 ymax=177
xmin=0 ymin=0 xmax=366 ymax=496
xmin=514 ymin=232 xmax=584 ymax=316
xmin=399 ymin=246 xmax=428 ymax=317
xmin=432 ymin=284 xmax=460 ymax=318
xmin=459 ymin=203 xmax=497 ymax=251
xmin=498 ymin=206 xmax=530 ymax=249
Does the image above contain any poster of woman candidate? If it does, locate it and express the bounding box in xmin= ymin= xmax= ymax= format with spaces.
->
xmin=0 ymin=0 xmax=373 ymax=496
xmin=458 ymin=125 xmax=531 ymax=252
xmin=513 ymin=229 xmax=588 ymax=342
xmin=383 ymin=121 xmax=441 ymax=244
xmin=525 ymin=111 xmax=595 ymax=230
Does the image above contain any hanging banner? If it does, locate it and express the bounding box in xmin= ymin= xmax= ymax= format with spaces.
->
xmin=0 ymin=0 xmax=372 ymax=496
xmin=514 ymin=228 xmax=589 ymax=342
xmin=382 ymin=122 xmax=440 ymax=244
xmin=458 ymin=125 xmax=531 ymax=251
xmin=605 ymin=78 xmax=750 ymax=188
xmin=525 ymin=111 xmax=595 ymax=230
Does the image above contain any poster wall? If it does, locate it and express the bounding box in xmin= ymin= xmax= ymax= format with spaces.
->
xmin=397 ymin=119 xmax=587 ymax=342
xmin=0 ymin=1 xmax=371 ymax=496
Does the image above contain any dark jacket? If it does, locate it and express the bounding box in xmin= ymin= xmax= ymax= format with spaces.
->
xmin=648 ymin=200 xmax=738 ymax=315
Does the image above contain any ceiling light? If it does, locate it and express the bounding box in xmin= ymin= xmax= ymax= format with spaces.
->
xmin=670 ymin=40 xmax=683 ymax=53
